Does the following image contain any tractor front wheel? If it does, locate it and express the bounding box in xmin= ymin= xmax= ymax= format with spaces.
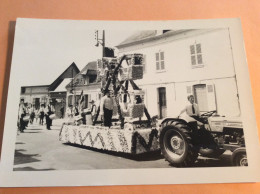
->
xmin=232 ymin=148 xmax=248 ymax=166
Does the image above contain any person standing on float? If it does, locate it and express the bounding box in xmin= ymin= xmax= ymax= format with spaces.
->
xmin=100 ymin=90 xmax=114 ymax=127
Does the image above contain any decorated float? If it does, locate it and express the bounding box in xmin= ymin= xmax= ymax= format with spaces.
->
xmin=59 ymin=54 xmax=160 ymax=154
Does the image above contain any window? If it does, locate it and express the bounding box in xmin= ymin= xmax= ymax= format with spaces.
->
xmin=155 ymin=51 xmax=165 ymax=71
xmin=163 ymin=30 xmax=170 ymax=33
xmin=142 ymin=54 xmax=146 ymax=73
xmin=89 ymin=75 xmax=97 ymax=83
xmin=190 ymin=43 xmax=203 ymax=67
xmin=68 ymin=96 xmax=73 ymax=106
xmin=21 ymin=87 xmax=26 ymax=94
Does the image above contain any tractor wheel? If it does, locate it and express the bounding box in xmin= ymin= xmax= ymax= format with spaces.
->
xmin=199 ymin=148 xmax=225 ymax=158
xmin=232 ymin=148 xmax=248 ymax=166
xmin=159 ymin=122 xmax=198 ymax=167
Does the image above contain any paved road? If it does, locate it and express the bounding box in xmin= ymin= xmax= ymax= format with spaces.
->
xmin=13 ymin=119 xmax=233 ymax=171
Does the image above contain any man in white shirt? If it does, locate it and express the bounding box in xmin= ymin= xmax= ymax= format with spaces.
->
xmin=66 ymin=104 xmax=74 ymax=118
xmin=179 ymin=95 xmax=205 ymax=124
xmin=100 ymin=90 xmax=114 ymax=127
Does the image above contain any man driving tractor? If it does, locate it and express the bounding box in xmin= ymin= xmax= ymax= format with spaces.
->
xmin=178 ymin=94 xmax=205 ymax=124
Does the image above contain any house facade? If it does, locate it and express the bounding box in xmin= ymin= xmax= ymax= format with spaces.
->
xmin=20 ymin=85 xmax=49 ymax=109
xmin=66 ymin=61 xmax=101 ymax=110
xmin=20 ymin=62 xmax=80 ymax=117
xmin=116 ymin=29 xmax=240 ymax=118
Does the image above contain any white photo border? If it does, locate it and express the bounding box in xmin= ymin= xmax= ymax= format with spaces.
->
xmin=0 ymin=18 xmax=260 ymax=187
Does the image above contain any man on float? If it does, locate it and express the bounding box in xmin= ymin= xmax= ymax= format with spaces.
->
xmin=100 ymin=89 xmax=114 ymax=127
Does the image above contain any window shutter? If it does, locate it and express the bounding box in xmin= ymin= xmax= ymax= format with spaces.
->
xmin=160 ymin=52 xmax=164 ymax=60
xmin=196 ymin=44 xmax=201 ymax=53
xmin=161 ymin=61 xmax=165 ymax=70
xmin=156 ymin=53 xmax=160 ymax=70
xmin=197 ymin=54 xmax=203 ymax=64
xmin=207 ymin=85 xmax=213 ymax=93
xmin=191 ymin=56 xmax=196 ymax=65
xmin=186 ymin=86 xmax=192 ymax=94
xmin=190 ymin=45 xmax=195 ymax=54
xmin=143 ymin=54 xmax=146 ymax=73
xmin=156 ymin=53 xmax=159 ymax=61
xmin=207 ymin=84 xmax=217 ymax=111
xmin=156 ymin=62 xmax=160 ymax=70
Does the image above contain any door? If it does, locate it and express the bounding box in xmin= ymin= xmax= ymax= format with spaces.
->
xmin=84 ymin=94 xmax=89 ymax=109
xmin=158 ymin=87 xmax=167 ymax=119
xmin=34 ymin=98 xmax=40 ymax=109
xmin=193 ymin=84 xmax=208 ymax=112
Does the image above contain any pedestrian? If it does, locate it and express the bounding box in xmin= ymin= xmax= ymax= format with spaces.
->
xmin=100 ymin=90 xmax=114 ymax=127
xmin=29 ymin=105 xmax=36 ymax=124
xmin=44 ymin=103 xmax=53 ymax=130
xmin=49 ymin=103 xmax=55 ymax=126
xmin=18 ymin=100 xmax=27 ymax=133
xmin=35 ymin=108 xmax=40 ymax=124
xmin=60 ymin=106 xmax=64 ymax=119
xmin=39 ymin=104 xmax=45 ymax=125
xmin=24 ymin=103 xmax=29 ymax=128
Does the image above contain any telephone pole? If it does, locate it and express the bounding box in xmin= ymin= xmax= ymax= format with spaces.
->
xmin=95 ymin=30 xmax=105 ymax=57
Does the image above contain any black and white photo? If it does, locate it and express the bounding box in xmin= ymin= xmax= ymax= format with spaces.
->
xmin=0 ymin=18 xmax=259 ymax=186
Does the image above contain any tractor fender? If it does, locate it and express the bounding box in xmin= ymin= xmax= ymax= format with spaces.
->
xmin=159 ymin=118 xmax=188 ymax=131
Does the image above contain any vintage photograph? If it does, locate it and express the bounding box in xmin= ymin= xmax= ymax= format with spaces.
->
xmin=13 ymin=21 xmax=247 ymax=171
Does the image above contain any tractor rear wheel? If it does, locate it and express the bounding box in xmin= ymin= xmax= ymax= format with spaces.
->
xmin=159 ymin=122 xmax=198 ymax=167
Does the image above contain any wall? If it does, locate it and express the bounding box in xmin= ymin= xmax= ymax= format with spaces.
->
xmin=119 ymin=28 xmax=240 ymax=118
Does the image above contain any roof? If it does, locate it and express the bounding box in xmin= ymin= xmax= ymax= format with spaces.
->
xmin=116 ymin=30 xmax=191 ymax=49
xmin=66 ymin=61 xmax=98 ymax=89
xmin=21 ymin=85 xmax=49 ymax=88
xmin=80 ymin=61 xmax=97 ymax=75
xmin=119 ymin=30 xmax=157 ymax=45
xmin=49 ymin=62 xmax=80 ymax=91
xmin=50 ymin=78 xmax=72 ymax=92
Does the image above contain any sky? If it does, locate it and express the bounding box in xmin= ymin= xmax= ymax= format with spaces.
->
xmin=11 ymin=19 xmax=137 ymax=86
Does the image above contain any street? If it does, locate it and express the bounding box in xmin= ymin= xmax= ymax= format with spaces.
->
xmin=13 ymin=119 xmax=233 ymax=171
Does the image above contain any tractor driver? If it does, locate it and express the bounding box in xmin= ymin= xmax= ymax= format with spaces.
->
xmin=178 ymin=95 xmax=205 ymax=124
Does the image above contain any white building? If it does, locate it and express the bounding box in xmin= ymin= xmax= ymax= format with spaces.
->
xmin=116 ymin=29 xmax=240 ymax=118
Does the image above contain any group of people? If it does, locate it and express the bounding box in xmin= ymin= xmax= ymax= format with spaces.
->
xmin=65 ymin=100 xmax=97 ymax=125
xmin=99 ymin=89 xmax=145 ymax=127
xmin=18 ymin=100 xmax=56 ymax=132
xmin=18 ymin=92 xmax=204 ymax=132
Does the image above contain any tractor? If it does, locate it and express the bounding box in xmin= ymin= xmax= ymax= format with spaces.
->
xmin=159 ymin=111 xmax=247 ymax=167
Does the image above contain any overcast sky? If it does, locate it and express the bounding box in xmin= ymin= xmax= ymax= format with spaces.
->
xmin=11 ymin=19 xmax=137 ymax=86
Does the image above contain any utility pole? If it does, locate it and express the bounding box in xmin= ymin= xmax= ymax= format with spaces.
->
xmin=93 ymin=30 xmax=106 ymax=125
xmin=102 ymin=30 xmax=105 ymax=57
xmin=95 ymin=30 xmax=105 ymax=57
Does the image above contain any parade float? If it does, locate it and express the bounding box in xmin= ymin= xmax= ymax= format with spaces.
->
xmin=59 ymin=54 xmax=160 ymax=154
